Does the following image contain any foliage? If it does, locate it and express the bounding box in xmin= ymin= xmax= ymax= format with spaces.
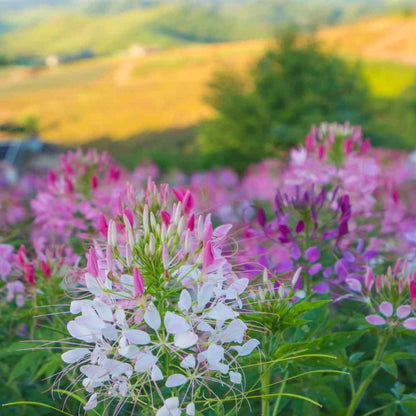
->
xmin=199 ymin=32 xmax=371 ymax=171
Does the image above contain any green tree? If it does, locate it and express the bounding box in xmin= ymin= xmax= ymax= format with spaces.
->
xmin=199 ymin=31 xmax=370 ymax=171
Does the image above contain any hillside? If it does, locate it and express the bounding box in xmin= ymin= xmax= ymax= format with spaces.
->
xmin=317 ymin=13 xmax=416 ymax=65
xmin=0 ymin=5 xmax=264 ymax=58
xmin=1 ymin=1 xmax=415 ymax=59
xmin=0 ymin=40 xmax=269 ymax=143
xmin=0 ymin=13 xmax=416 ymax=145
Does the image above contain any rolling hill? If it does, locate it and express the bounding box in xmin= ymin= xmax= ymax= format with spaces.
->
xmin=0 ymin=13 xmax=415 ymax=148
xmin=317 ymin=13 xmax=416 ymax=65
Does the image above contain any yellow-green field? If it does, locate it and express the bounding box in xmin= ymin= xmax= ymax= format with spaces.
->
xmin=1 ymin=13 xmax=416 ymax=145
xmin=0 ymin=40 xmax=269 ymax=144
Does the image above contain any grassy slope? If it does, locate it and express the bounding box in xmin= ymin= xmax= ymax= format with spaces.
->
xmin=0 ymin=40 xmax=269 ymax=143
xmin=0 ymin=5 xmax=263 ymax=58
xmin=0 ymin=6 xmax=178 ymax=57
xmin=316 ymin=13 xmax=416 ymax=65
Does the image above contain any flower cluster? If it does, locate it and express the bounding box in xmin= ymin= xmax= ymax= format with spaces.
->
xmin=62 ymin=180 xmax=258 ymax=414
xmin=240 ymin=185 xmax=359 ymax=295
xmin=345 ymin=258 xmax=416 ymax=331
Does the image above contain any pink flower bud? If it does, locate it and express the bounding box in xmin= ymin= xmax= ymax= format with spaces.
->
xmin=17 ymin=245 xmax=27 ymax=267
xmin=47 ymin=169 xmax=56 ymax=186
xmin=203 ymin=241 xmax=215 ymax=269
xmin=203 ymin=223 xmax=213 ymax=246
xmin=187 ymin=213 xmax=195 ymax=231
xmin=161 ymin=211 xmax=171 ymax=226
xmin=87 ymin=247 xmax=99 ymax=277
xmin=108 ymin=220 xmax=118 ymax=246
xmin=109 ymin=164 xmax=120 ymax=181
xmin=393 ymin=258 xmax=401 ymax=279
xmin=361 ymin=138 xmax=370 ymax=155
xmin=172 ymin=187 xmax=184 ymax=202
xmin=133 ymin=268 xmax=144 ymax=297
xmin=318 ymin=144 xmax=326 ymax=159
xmin=124 ymin=208 xmax=134 ymax=227
xmin=182 ymin=190 xmax=194 ymax=214
xmin=41 ymin=260 xmax=51 ymax=277
xmin=344 ymin=138 xmax=352 ymax=155
xmin=162 ymin=243 xmax=169 ymax=270
xmin=24 ymin=263 xmax=35 ymax=285
xmin=65 ymin=177 xmax=74 ymax=193
xmin=99 ymin=214 xmax=108 ymax=238
xmin=91 ymin=175 xmax=98 ymax=189
xmin=257 ymin=207 xmax=266 ymax=228
xmin=410 ymin=278 xmax=416 ymax=304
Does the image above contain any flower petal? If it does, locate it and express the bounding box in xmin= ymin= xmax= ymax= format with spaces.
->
xmin=84 ymin=393 xmax=97 ymax=410
xmin=174 ymin=331 xmax=198 ymax=349
xmin=124 ymin=329 xmax=151 ymax=345
xmin=231 ymin=339 xmax=260 ymax=356
xmin=62 ymin=348 xmax=90 ymax=364
xmin=379 ymin=301 xmax=393 ymax=318
xmin=166 ymin=373 xmax=188 ymax=388
xmin=305 ymin=246 xmax=320 ymax=263
xmin=366 ymin=315 xmax=386 ymax=326
xmin=164 ymin=312 xmax=190 ymax=334
xmin=396 ymin=305 xmax=411 ymax=319
xmin=230 ymin=371 xmax=242 ymax=384
xmin=403 ymin=317 xmax=416 ymax=330
xmin=144 ymin=303 xmax=161 ymax=331
xmin=178 ymin=289 xmax=192 ymax=312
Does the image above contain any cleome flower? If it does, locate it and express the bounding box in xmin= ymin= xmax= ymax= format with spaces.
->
xmin=60 ymin=179 xmax=259 ymax=414
xmin=345 ymin=258 xmax=416 ymax=331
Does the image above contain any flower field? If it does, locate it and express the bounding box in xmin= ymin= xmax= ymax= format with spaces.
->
xmin=1 ymin=122 xmax=416 ymax=416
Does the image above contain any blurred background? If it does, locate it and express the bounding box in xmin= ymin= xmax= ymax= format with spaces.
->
xmin=0 ymin=0 xmax=415 ymax=173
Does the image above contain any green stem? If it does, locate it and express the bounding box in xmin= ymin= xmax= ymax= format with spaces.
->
xmin=345 ymin=333 xmax=390 ymax=416
xmin=271 ymin=366 xmax=288 ymax=416
xmin=260 ymin=364 xmax=272 ymax=416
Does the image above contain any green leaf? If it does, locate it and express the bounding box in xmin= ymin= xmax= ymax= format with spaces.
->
xmin=349 ymin=352 xmax=365 ymax=364
xmin=308 ymin=331 xmax=364 ymax=355
xmin=381 ymin=357 xmax=398 ymax=378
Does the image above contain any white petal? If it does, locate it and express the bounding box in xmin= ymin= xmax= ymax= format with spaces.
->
xmin=186 ymin=402 xmax=195 ymax=416
xmin=115 ymin=308 xmax=127 ymax=328
xmin=151 ymin=365 xmax=164 ymax=381
xmin=180 ymin=354 xmax=196 ymax=369
xmin=178 ymin=289 xmax=192 ymax=312
xmin=67 ymin=321 xmax=100 ymax=343
xmin=197 ymin=283 xmax=214 ymax=310
xmin=93 ymin=299 xmax=113 ymax=322
xmin=124 ymin=329 xmax=151 ymax=345
xmin=144 ymin=303 xmax=161 ymax=331
xmin=103 ymin=358 xmax=132 ymax=378
xmin=164 ymin=312 xmax=190 ymax=335
xmin=225 ymin=278 xmax=249 ymax=299
xmin=118 ymin=344 xmax=140 ymax=359
xmin=62 ymin=348 xmax=90 ymax=364
xmin=156 ymin=397 xmax=180 ymax=416
xmin=230 ymin=371 xmax=242 ymax=384
xmin=166 ymin=373 xmax=188 ymax=388
xmin=134 ymin=352 xmax=157 ymax=373
xmin=70 ymin=299 xmax=92 ymax=314
xmin=85 ymin=274 xmax=105 ymax=296
xmin=206 ymin=303 xmax=237 ymax=321
xmin=231 ymin=339 xmax=260 ymax=356
xmin=207 ymin=344 xmax=224 ymax=366
xmin=84 ymin=393 xmax=97 ymax=410
xmin=219 ymin=319 xmax=247 ymax=343
xmin=174 ymin=331 xmax=198 ymax=348
xmin=197 ymin=321 xmax=214 ymax=333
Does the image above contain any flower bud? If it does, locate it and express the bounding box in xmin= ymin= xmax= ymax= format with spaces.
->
xmin=108 ymin=220 xmax=118 ymax=246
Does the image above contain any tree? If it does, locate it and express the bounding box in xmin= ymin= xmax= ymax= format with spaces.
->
xmin=199 ymin=31 xmax=370 ymax=171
